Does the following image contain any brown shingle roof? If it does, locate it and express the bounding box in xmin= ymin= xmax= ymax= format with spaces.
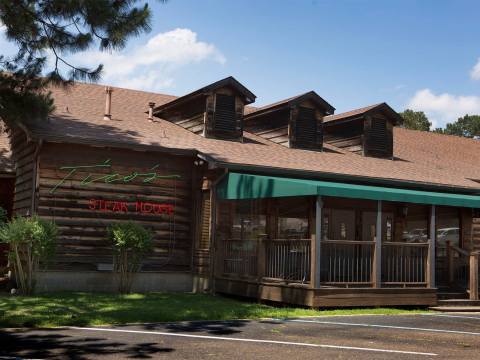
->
xmin=15 ymin=82 xmax=480 ymax=192
xmin=245 ymin=91 xmax=335 ymax=120
xmin=324 ymin=102 xmax=402 ymax=124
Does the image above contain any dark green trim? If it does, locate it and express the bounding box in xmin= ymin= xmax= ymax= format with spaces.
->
xmin=218 ymin=172 xmax=480 ymax=208
xmin=213 ymin=162 xmax=480 ymax=195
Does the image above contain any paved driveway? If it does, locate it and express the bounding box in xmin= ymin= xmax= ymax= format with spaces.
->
xmin=1 ymin=313 xmax=480 ymax=359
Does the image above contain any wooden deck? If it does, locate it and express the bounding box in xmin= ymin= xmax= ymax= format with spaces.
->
xmin=214 ymin=277 xmax=437 ymax=307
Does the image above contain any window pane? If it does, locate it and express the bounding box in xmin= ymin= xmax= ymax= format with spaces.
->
xmin=436 ymin=206 xmax=460 ymax=257
xmin=277 ymin=197 xmax=310 ymax=240
xmin=402 ymin=204 xmax=428 ymax=243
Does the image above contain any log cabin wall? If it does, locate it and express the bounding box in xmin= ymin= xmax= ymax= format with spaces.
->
xmin=244 ymin=99 xmax=324 ymax=150
xmin=244 ymin=108 xmax=290 ymax=146
xmin=9 ymin=127 xmax=38 ymax=216
xmin=323 ymin=118 xmax=364 ymax=154
xmin=324 ymin=112 xmax=394 ymax=158
xmin=159 ymin=86 xmax=246 ymax=141
xmin=161 ymin=95 xmax=206 ymax=135
xmin=35 ymin=142 xmax=197 ymax=273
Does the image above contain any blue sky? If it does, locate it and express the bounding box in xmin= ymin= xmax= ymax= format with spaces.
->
xmin=2 ymin=0 xmax=480 ymax=128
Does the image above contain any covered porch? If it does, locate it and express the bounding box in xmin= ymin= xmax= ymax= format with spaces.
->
xmin=212 ymin=173 xmax=480 ymax=307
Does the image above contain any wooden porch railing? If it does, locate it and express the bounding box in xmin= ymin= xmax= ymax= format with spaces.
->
xmin=320 ymin=240 xmax=375 ymax=286
xmin=446 ymin=241 xmax=479 ymax=300
xmin=381 ymin=242 xmax=429 ymax=286
xmin=264 ymin=239 xmax=311 ymax=283
xmin=222 ymin=240 xmax=258 ymax=277
xmin=220 ymin=237 xmax=441 ymax=290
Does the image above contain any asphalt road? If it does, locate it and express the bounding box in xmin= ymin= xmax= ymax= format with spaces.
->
xmin=1 ymin=313 xmax=480 ymax=359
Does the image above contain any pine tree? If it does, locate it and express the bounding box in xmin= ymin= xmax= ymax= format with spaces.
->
xmin=0 ymin=0 xmax=157 ymax=125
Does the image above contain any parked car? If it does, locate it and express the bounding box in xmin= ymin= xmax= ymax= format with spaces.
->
xmin=437 ymin=227 xmax=460 ymax=246
xmin=402 ymin=228 xmax=428 ymax=243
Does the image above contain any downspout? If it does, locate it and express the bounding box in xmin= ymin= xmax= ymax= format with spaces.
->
xmin=209 ymin=168 xmax=229 ymax=294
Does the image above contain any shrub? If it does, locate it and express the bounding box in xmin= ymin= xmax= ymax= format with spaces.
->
xmin=0 ymin=216 xmax=57 ymax=295
xmin=108 ymin=222 xmax=153 ymax=293
xmin=0 ymin=207 xmax=7 ymax=225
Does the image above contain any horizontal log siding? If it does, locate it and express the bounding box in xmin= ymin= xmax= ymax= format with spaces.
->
xmin=10 ymin=128 xmax=37 ymax=216
xmin=324 ymin=119 xmax=364 ymax=155
xmin=37 ymin=143 xmax=194 ymax=272
xmin=244 ymin=108 xmax=290 ymax=147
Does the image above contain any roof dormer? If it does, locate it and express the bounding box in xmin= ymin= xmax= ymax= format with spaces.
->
xmin=244 ymin=91 xmax=334 ymax=150
xmin=323 ymin=103 xmax=402 ymax=158
xmin=153 ymin=76 xmax=255 ymax=141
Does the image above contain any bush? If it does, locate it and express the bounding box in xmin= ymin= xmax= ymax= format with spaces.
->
xmin=0 ymin=207 xmax=7 ymax=225
xmin=0 ymin=216 xmax=57 ymax=295
xmin=108 ymin=222 xmax=153 ymax=293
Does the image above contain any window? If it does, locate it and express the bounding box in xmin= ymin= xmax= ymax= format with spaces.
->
xmin=329 ymin=209 xmax=355 ymax=240
xmin=436 ymin=206 xmax=460 ymax=257
xmin=277 ymin=197 xmax=310 ymax=240
xmin=401 ymin=204 xmax=428 ymax=243
xmin=386 ymin=217 xmax=393 ymax=242
xmin=323 ymin=214 xmax=329 ymax=240
xmin=216 ymin=199 xmax=267 ymax=242
xmin=231 ymin=200 xmax=267 ymax=241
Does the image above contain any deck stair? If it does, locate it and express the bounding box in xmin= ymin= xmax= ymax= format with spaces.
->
xmin=430 ymin=292 xmax=480 ymax=312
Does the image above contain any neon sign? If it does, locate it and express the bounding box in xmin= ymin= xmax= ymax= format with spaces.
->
xmin=89 ymin=199 xmax=174 ymax=215
xmin=50 ymin=159 xmax=181 ymax=194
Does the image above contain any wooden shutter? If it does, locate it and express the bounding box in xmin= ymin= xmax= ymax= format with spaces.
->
xmin=296 ymin=107 xmax=317 ymax=144
xmin=365 ymin=117 xmax=392 ymax=157
xmin=213 ymin=94 xmax=237 ymax=135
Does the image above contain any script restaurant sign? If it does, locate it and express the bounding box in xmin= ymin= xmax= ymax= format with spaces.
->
xmin=50 ymin=159 xmax=180 ymax=215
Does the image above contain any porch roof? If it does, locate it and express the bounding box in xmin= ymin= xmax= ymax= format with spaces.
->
xmin=217 ymin=172 xmax=480 ymax=208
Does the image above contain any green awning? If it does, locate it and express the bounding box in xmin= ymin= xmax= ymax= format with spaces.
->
xmin=217 ymin=172 xmax=480 ymax=208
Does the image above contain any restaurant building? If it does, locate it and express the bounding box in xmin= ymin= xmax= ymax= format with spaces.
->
xmin=1 ymin=76 xmax=479 ymax=307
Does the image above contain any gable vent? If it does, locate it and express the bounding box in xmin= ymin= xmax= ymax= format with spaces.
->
xmin=214 ymin=94 xmax=237 ymax=135
xmin=295 ymin=107 xmax=317 ymax=145
xmin=365 ymin=117 xmax=392 ymax=157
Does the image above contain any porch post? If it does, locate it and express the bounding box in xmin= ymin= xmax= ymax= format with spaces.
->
xmin=374 ymin=200 xmax=382 ymax=288
xmin=428 ymin=205 xmax=436 ymax=288
xmin=469 ymin=252 xmax=479 ymax=300
xmin=314 ymin=195 xmax=322 ymax=288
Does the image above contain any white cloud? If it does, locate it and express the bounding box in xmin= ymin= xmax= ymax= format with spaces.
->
xmin=407 ymin=89 xmax=480 ymax=128
xmin=67 ymin=28 xmax=226 ymax=91
xmin=471 ymin=58 xmax=480 ymax=80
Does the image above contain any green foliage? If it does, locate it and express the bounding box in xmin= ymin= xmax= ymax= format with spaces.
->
xmin=0 ymin=216 xmax=57 ymax=295
xmin=0 ymin=0 xmax=157 ymax=125
xmin=440 ymin=114 xmax=480 ymax=138
xmin=108 ymin=222 xmax=153 ymax=293
xmin=399 ymin=109 xmax=432 ymax=131
xmin=0 ymin=206 xmax=7 ymax=225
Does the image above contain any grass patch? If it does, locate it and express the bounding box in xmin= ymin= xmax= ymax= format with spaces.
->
xmin=0 ymin=292 xmax=429 ymax=328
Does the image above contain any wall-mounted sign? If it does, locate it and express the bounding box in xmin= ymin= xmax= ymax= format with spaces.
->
xmin=50 ymin=159 xmax=181 ymax=194
xmin=89 ymin=199 xmax=174 ymax=215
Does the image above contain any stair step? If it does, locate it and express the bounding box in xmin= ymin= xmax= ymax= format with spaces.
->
xmin=430 ymin=306 xmax=480 ymax=312
xmin=437 ymin=292 xmax=468 ymax=300
xmin=437 ymin=299 xmax=480 ymax=307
